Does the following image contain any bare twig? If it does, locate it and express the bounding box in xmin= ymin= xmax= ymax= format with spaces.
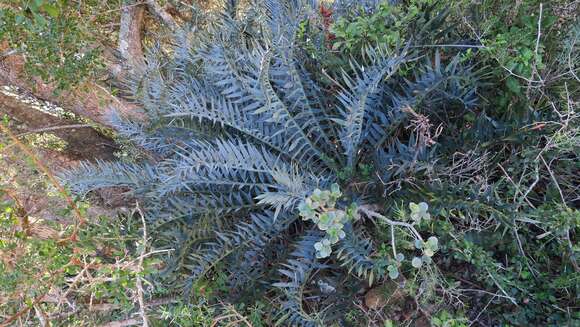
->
xmin=359 ymin=205 xmax=424 ymax=241
xmin=497 ymin=164 xmax=536 ymax=209
xmin=565 ymin=228 xmax=580 ymax=272
xmin=469 ymin=292 xmax=499 ymax=326
xmin=527 ymin=3 xmax=545 ymax=97
xmin=211 ymin=302 xmax=253 ymax=327
xmin=487 ymin=271 xmax=517 ymax=306
xmin=390 ymin=225 xmax=397 ymax=258
xmin=520 ymin=166 xmax=540 ymax=209
xmin=101 ymin=319 xmax=141 ymax=327
xmin=568 ymin=34 xmax=580 ymax=82
xmin=0 ymin=49 xmax=19 ymax=59
xmin=539 ymin=155 xmax=566 ymax=204
xmin=410 ymin=44 xmax=485 ymax=49
xmin=33 ymin=305 xmax=48 ymax=327
xmin=135 ymin=202 xmax=149 ymax=327
xmin=534 ymin=4 xmax=543 ymax=60
xmin=56 ymin=258 xmax=97 ymax=312
xmin=458 ymin=288 xmax=517 ymax=300
xmin=513 ymin=227 xmax=539 ymax=278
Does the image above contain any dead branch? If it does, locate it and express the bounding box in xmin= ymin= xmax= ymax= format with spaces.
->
xmin=119 ymin=1 xmax=146 ymax=72
xmin=145 ymin=0 xmax=180 ymax=31
xmin=101 ymin=319 xmax=141 ymax=327
xmin=135 ymin=202 xmax=149 ymax=327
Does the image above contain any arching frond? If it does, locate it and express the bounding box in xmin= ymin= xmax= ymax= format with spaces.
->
xmin=335 ymin=50 xmax=406 ymax=168
xmin=274 ymin=230 xmax=326 ymax=327
xmin=186 ymin=211 xmax=297 ymax=286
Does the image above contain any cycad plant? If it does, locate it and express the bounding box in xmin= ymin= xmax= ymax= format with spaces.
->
xmin=64 ymin=0 xmax=479 ymax=324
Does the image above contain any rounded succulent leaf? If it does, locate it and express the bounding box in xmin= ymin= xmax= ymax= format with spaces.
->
xmin=314 ymin=239 xmax=332 ymax=258
xmin=409 ymin=202 xmax=430 ymax=222
xmin=306 ymin=198 xmax=319 ymax=210
xmin=346 ymin=203 xmax=359 ymax=220
xmin=311 ymin=189 xmax=323 ymax=202
xmin=327 ymin=224 xmax=346 ymax=244
xmin=411 ymin=257 xmax=423 ymax=268
xmin=396 ymin=253 xmax=405 ymax=262
xmin=330 ymin=183 xmax=341 ymax=198
xmin=427 ymin=236 xmax=438 ymax=249
xmin=414 ymin=239 xmax=423 ymax=250
xmin=334 ymin=210 xmax=347 ymax=224
xmin=409 ymin=202 xmax=419 ymax=212
xmin=317 ymin=212 xmax=334 ymax=230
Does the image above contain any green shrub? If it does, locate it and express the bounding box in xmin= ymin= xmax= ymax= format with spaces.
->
xmin=0 ymin=0 xmax=105 ymax=91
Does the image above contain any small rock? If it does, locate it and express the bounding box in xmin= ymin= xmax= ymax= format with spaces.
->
xmin=365 ymin=287 xmax=389 ymax=309
xmin=364 ymin=282 xmax=406 ymax=310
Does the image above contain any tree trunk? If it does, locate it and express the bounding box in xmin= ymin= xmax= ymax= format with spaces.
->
xmin=119 ymin=1 xmax=147 ymax=72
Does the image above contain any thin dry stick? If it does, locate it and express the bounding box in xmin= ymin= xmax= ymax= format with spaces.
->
xmin=513 ymin=227 xmax=539 ymax=278
xmin=33 ymin=305 xmax=48 ymax=327
xmin=568 ymin=35 xmax=580 ymax=82
xmin=359 ymin=205 xmax=424 ymax=242
xmin=534 ymin=3 xmax=543 ymax=60
xmin=520 ymin=166 xmax=540 ymax=210
xmin=390 ymin=225 xmax=397 ymax=258
xmin=539 ymin=155 xmax=566 ymax=204
xmin=101 ymin=318 xmax=141 ymax=327
xmin=469 ymin=292 xmax=499 ymax=327
xmin=497 ymin=164 xmax=536 ymax=209
xmin=211 ymin=302 xmax=253 ymax=327
xmin=135 ymin=202 xmax=149 ymax=327
xmin=56 ymin=258 xmax=98 ymax=312
xmin=527 ymin=3 xmax=545 ymax=98
xmin=487 ymin=271 xmax=517 ymax=306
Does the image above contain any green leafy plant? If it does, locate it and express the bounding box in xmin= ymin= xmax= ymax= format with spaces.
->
xmin=331 ymin=1 xmax=426 ymax=53
xmin=431 ymin=310 xmax=468 ymax=327
xmin=0 ymin=0 xmax=104 ymax=91
xmin=0 ymin=196 xmax=152 ymax=325
xmin=298 ymin=184 xmax=359 ymax=258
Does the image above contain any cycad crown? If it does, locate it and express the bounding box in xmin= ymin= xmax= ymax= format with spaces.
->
xmin=63 ymin=0 xmax=477 ymax=324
